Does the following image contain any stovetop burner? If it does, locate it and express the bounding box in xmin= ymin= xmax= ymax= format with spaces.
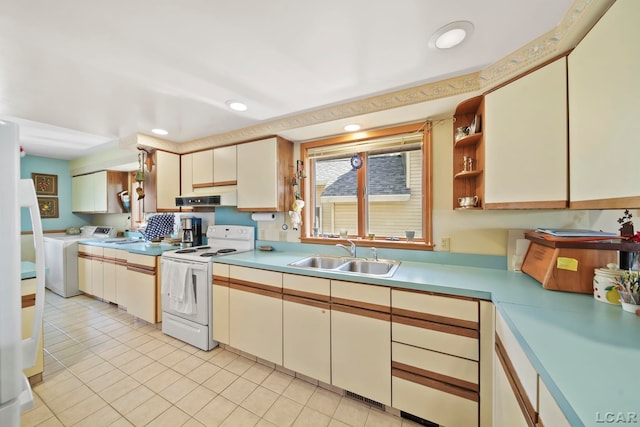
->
xmin=175 ymin=246 xmax=211 ymax=254
xmin=199 ymin=248 xmax=237 ymax=257
xmin=176 ymin=248 xmax=196 ymax=254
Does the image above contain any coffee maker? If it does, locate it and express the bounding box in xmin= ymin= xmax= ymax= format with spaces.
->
xmin=180 ymin=217 xmax=203 ymax=247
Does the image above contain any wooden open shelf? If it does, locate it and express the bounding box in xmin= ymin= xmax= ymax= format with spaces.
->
xmin=454 ymin=170 xmax=483 ymax=179
xmin=452 ymin=95 xmax=484 ymax=209
xmin=454 ymin=132 xmax=482 ymax=148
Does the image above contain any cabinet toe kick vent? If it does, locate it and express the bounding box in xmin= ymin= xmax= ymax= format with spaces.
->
xmin=400 ymin=411 xmax=439 ymax=427
xmin=344 ymin=391 xmax=385 ymax=411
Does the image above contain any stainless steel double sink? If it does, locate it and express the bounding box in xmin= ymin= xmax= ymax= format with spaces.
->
xmin=288 ymin=255 xmax=400 ymax=278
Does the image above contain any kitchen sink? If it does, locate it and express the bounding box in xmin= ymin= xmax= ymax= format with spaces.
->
xmin=289 ymin=255 xmax=350 ymax=270
xmin=336 ymin=259 xmax=400 ymax=276
xmin=288 ymin=255 xmax=400 ymax=277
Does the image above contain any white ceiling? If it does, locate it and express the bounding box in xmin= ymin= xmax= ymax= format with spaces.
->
xmin=0 ymin=0 xmax=574 ymax=159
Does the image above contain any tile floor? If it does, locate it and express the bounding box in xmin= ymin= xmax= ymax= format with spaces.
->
xmin=22 ymin=291 xmax=422 ymax=427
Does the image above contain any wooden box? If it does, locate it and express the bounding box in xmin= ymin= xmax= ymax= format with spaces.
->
xmin=521 ymin=235 xmax=618 ymax=294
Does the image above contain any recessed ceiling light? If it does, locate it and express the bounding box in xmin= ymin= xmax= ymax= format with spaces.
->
xmin=226 ymin=100 xmax=248 ymax=112
xmin=151 ymin=128 xmax=168 ymax=136
xmin=344 ymin=124 xmax=361 ymax=132
xmin=429 ymin=21 xmax=474 ymax=49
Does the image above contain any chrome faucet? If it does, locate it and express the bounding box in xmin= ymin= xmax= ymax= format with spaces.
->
xmin=370 ymin=247 xmax=378 ymax=261
xmin=336 ymin=239 xmax=356 ymax=257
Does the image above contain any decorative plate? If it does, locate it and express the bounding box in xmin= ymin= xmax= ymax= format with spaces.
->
xmin=350 ymin=154 xmax=363 ymax=170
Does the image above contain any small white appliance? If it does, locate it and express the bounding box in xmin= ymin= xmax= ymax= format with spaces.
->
xmin=0 ymin=120 xmax=46 ymax=426
xmin=43 ymin=226 xmax=117 ymax=297
xmin=160 ymin=225 xmax=254 ymax=350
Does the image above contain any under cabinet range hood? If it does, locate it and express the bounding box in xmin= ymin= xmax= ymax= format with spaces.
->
xmin=176 ymin=187 xmax=237 ymax=207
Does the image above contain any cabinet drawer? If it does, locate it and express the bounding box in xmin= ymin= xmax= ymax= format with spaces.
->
xmin=392 ymin=342 xmax=478 ymax=391
xmin=331 ymin=280 xmax=389 ymax=312
xmin=212 ymin=262 xmax=230 ymax=280
xmin=80 ymin=245 xmax=103 ymax=257
xmin=230 ymin=265 xmax=282 ymax=290
xmin=392 ymin=375 xmax=478 ymax=427
xmin=283 ymin=273 xmax=330 ymax=301
xmin=392 ymin=317 xmax=479 ymax=361
xmin=392 ymin=289 xmax=478 ymax=329
xmin=496 ymin=310 xmax=537 ymax=410
xmin=127 ymin=253 xmax=156 ymax=269
xmin=103 ymin=248 xmax=125 ymax=260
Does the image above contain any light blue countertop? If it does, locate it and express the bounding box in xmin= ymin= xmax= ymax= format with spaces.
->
xmin=213 ymin=249 xmax=640 ymax=427
xmin=78 ymin=238 xmax=180 ymax=256
xmin=21 ymin=261 xmax=37 ymax=279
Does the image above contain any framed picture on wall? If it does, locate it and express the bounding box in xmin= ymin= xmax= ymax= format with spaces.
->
xmin=32 ymin=173 xmax=58 ymax=196
xmin=37 ymin=197 xmax=59 ymax=218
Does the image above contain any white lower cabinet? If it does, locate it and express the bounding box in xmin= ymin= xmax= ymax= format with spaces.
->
xmin=114 ymin=254 xmax=128 ymax=307
xmin=331 ymin=280 xmax=391 ymax=406
xmin=125 ymin=253 xmax=159 ymax=323
xmin=538 ymin=378 xmax=571 ymax=427
xmin=78 ymin=248 xmax=91 ymax=294
xmin=282 ymin=274 xmax=330 ymax=384
xmin=212 ymin=263 xmax=230 ymax=344
xmin=391 ymin=289 xmax=480 ymax=427
xmin=493 ymin=348 xmax=531 ymax=427
xmin=102 ymin=248 xmax=121 ymax=304
xmin=494 ymin=309 xmax=538 ymax=426
xmin=228 ymin=266 xmax=283 ymax=365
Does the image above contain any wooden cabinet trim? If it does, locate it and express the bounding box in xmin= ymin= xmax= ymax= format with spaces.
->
xmin=391 ymin=307 xmax=478 ymax=331
xmin=332 ymin=296 xmax=390 ymax=314
xmin=126 ymin=265 xmax=156 ymax=275
xmin=485 ymin=200 xmax=567 ymax=210
xmin=213 ymin=278 xmax=230 ymax=286
xmin=230 ymin=282 xmax=283 ymax=300
xmin=332 ymin=303 xmax=391 ymax=322
xmin=392 ymin=287 xmax=478 ymax=302
xmin=392 ymin=314 xmax=479 ymax=339
xmin=193 ymin=182 xmax=215 ymax=189
xmin=22 ymin=293 xmax=36 ymax=308
xmin=570 ymin=195 xmax=640 ymax=210
xmin=283 ymin=288 xmax=330 ymax=303
xmin=496 ymin=335 xmax=537 ymax=426
xmin=392 ymin=368 xmax=478 ymax=403
xmin=283 ymin=294 xmax=331 ymax=310
xmin=391 ymin=361 xmax=478 ymax=393
xmin=213 ymin=180 xmax=237 ymax=187
xmin=230 ymin=278 xmax=282 ymax=295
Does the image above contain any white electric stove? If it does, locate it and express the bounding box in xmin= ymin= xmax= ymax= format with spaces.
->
xmin=160 ymin=225 xmax=254 ymax=350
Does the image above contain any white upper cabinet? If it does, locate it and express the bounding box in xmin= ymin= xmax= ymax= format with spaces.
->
xmin=568 ymin=0 xmax=640 ymax=209
xmin=237 ymin=137 xmax=293 ymax=211
xmin=154 ymin=150 xmax=180 ymax=210
xmin=192 ymin=149 xmax=214 ymax=188
xmin=180 ymin=153 xmax=193 ymax=196
xmin=484 ymin=57 xmax=568 ymax=209
xmin=213 ymin=145 xmax=237 ymax=185
xmin=71 ymin=170 xmax=127 ymax=213
xmin=181 ymin=146 xmax=237 ymax=194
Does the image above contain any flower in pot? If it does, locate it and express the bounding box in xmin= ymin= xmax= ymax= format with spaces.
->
xmin=614 ymin=270 xmax=640 ymax=312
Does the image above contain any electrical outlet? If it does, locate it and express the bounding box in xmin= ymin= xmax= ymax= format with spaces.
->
xmin=440 ymin=237 xmax=451 ymax=252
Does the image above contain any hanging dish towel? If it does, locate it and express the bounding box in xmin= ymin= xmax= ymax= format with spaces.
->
xmin=143 ymin=213 xmax=175 ymax=241
xmin=161 ymin=262 xmax=197 ymax=315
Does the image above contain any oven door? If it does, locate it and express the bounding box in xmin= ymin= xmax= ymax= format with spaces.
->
xmin=160 ymin=257 xmax=210 ymax=325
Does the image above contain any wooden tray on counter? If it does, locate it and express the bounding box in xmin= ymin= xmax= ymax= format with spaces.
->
xmin=520 ymin=232 xmax=633 ymax=294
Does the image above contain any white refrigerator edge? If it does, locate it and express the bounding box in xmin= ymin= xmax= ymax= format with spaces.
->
xmin=0 ymin=120 xmax=46 ymax=426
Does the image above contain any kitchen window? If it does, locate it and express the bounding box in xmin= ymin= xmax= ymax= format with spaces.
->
xmin=300 ymin=121 xmax=433 ymax=249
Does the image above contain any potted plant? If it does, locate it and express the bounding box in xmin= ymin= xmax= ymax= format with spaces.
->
xmin=614 ymin=270 xmax=640 ymax=313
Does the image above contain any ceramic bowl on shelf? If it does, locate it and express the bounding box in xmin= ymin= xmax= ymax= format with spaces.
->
xmin=458 ymin=196 xmax=478 ymax=208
